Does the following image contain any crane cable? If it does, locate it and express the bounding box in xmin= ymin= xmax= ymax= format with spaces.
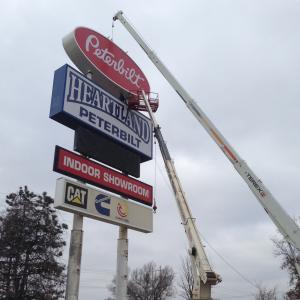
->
xmin=152 ymin=138 xmax=158 ymax=212
xmin=199 ymin=232 xmax=257 ymax=289
xmin=111 ymin=19 xmax=115 ymax=41
xmin=154 ymin=154 xmax=257 ymax=289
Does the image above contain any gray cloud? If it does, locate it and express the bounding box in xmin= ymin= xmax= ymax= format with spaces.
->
xmin=1 ymin=1 xmax=300 ymax=299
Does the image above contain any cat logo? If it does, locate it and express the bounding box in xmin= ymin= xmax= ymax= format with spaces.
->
xmin=65 ymin=182 xmax=88 ymax=209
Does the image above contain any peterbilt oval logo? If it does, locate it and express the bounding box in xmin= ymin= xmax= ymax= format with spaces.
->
xmin=63 ymin=27 xmax=150 ymax=97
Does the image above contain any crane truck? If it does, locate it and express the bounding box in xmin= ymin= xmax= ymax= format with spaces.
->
xmin=113 ymin=11 xmax=300 ymax=254
xmin=141 ymin=91 xmax=221 ymax=299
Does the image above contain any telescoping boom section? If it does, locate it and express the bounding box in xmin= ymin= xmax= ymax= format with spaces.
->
xmin=141 ymin=91 xmax=221 ymax=300
xmin=113 ymin=11 xmax=300 ymax=253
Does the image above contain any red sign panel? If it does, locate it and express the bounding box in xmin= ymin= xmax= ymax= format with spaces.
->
xmin=53 ymin=146 xmax=153 ymax=206
xmin=63 ymin=27 xmax=150 ymax=96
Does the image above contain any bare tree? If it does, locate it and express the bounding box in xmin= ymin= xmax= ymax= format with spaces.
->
xmin=106 ymin=277 xmax=116 ymax=300
xmin=178 ymin=256 xmax=193 ymax=300
xmin=273 ymin=236 xmax=300 ymax=299
xmin=254 ymin=284 xmax=278 ymax=300
xmin=106 ymin=261 xmax=175 ymax=300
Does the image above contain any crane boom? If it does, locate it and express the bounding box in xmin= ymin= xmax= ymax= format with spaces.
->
xmin=141 ymin=91 xmax=220 ymax=299
xmin=113 ymin=11 xmax=300 ymax=251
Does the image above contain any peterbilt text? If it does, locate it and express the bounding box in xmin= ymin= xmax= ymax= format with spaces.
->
xmin=66 ymin=70 xmax=151 ymax=144
xmin=85 ymin=34 xmax=145 ymax=89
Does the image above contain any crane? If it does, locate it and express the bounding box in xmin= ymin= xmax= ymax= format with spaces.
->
xmin=113 ymin=11 xmax=300 ymax=269
xmin=113 ymin=10 xmax=300 ymax=250
xmin=141 ymin=90 xmax=221 ymax=299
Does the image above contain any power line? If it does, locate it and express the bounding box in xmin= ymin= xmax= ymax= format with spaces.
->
xmin=199 ymin=232 xmax=257 ymax=289
xmin=214 ymin=293 xmax=254 ymax=299
xmin=154 ymin=154 xmax=173 ymax=194
xmin=80 ymin=285 xmax=107 ymax=289
xmin=214 ymin=285 xmax=254 ymax=297
xmin=154 ymin=149 xmax=257 ymax=289
xmin=81 ymin=269 xmax=114 ymax=274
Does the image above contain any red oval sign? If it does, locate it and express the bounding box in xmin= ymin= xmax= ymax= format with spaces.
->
xmin=63 ymin=27 xmax=150 ymax=97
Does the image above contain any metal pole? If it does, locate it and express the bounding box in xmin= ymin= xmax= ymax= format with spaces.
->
xmin=65 ymin=213 xmax=83 ymax=300
xmin=116 ymin=226 xmax=128 ymax=300
xmin=66 ymin=71 xmax=93 ymax=299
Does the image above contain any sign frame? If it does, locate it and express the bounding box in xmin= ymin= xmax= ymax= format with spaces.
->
xmin=50 ymin=64 xmax=153 ymax=161
xmin=53 ymin=145 xmax=153 ymax=206
xmin=55 ymin=177 xmax=153 ymax=233
xmin=63 ymin=27 xmax=151 ymax=98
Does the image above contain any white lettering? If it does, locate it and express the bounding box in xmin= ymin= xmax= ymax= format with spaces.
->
xmin=85 ymin=34 xmax=145 ymax=89
xmin=64 ymin=156 xmax=74 ymax=169
xmin=74 ymin=161 xmax=81 ymax=171
xmin=94 ymin=169 xmax=100 ymax=179
xmin=133 ymin=184 xmax=138 ymax=193
xmin=104 ymin=172 xmax=108 ymax=182
xmin=85 ymin=34 xmax=99 ymax=51
xmin=102 ymin=172 xmax=150 ymax=198
xmin=63 ymin=157 xmax=101 ymax=179
xmin=80 ymin=190 xmax=87 ymax=199
xmin=120 ymin=179 xmax=128 ymax=190
xmin=81 ymin=163 xmax=87 ymax=173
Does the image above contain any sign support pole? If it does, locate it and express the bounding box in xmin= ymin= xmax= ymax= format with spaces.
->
xmin=116 ymin=226 xmax=128 ymax=300
xmin=65 ymin=72 xmax=92 ymax=300
xmin=65 ymin=213 xmax=83 ymax=300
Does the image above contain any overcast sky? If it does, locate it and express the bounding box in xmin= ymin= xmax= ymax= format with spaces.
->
xmin=1 ymin=1 xmax=300 ymax=299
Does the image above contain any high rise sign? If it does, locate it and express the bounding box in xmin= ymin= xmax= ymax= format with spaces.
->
xmin=63 ymin=27 xmax=150 ymax=98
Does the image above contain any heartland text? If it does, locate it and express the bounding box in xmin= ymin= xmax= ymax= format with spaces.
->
xmin=66 ymin=71 xmax=151 ymax=144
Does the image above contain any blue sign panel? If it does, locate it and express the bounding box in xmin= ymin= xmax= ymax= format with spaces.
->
xmin=50 ymin=64 xmax=153 ymax=160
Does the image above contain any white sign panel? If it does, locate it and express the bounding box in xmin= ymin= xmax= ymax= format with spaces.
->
xmin=54 ymin=178 xmax=153 ymax=233
xmin=50 ymin=64 xmax=153 ymax=160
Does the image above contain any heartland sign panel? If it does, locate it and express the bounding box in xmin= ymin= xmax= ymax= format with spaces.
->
xmin=50 ymin=64 xmax=153 ymax=161
xmin=63 ymin=27 xmax=150 ymax=98
xmin=53 ymin=146 xmax=153 ymax=206
xmin=55 ymin=178 xmax=153 ymax=233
